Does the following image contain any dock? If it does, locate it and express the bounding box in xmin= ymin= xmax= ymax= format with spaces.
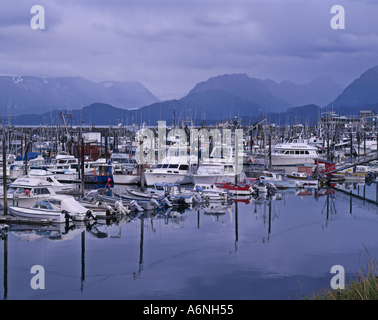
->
xmin=0 ymin=215 xmax=52 ymax=225
xmin=318 ymin=152 xmax=378 ymax=178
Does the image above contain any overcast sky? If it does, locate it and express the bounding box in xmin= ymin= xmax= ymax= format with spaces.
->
xmin=1 ymin=0 xmax=378 ymax=100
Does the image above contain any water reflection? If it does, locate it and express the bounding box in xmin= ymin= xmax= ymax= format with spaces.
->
xmin=1 ymin=182 xmax=378 ymax=299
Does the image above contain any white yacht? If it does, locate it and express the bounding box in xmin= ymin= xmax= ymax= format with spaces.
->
xmin=143 ymin=162 xmax=193 ymax=186
xmin=364 ymin=136 xmax=377 ymax=151
xmin=26 ymin=169 xmax=77 ymax=193
xmin=191 ymin=162 xmax=245 ymax=185
xmin=9 ymin=154 xmax=48 ymax=180
xmin=0 ymin=177 xmax=57 ymax=208
xmin=270 ymin=140 xmax=319 ymax=167
xmin=0 ymin=154 xmax=16 ymax=178
xmin=49 ymin=155 xmax=92 ymax=182
xmin=48 ymin=155 xmax=80 ymax=182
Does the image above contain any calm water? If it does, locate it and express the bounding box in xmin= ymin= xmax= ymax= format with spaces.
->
xmin=1 ymin=183 xmax=378 ymax=300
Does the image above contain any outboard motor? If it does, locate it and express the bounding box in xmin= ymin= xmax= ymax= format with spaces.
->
xmin=150 ymin=198 xmax=162 ymax=209
xmin=115 ymin=200 xmax=131 ymax=214
xmin=86 ymin=210 xmax=97 ymax=220
xmin=161 ymin=197 xmax=173 ymax=207
xmin=192 ymin=193 xmax=203 ymax=204
xmin=62 ymin=210 xmax=72 ymax=222
xmin=130 ymin=200 xmax=144 ymax=212
xmin=176 ymin=196 xmax=189 ymax=208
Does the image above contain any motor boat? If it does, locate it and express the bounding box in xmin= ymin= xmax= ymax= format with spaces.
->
xmin=0 ymin=177 xmax=57 ymax=208
xmin=191 ymin=162 xmax=245 ymax=185
xmin=143 ymin=162 xmax=193 ymax=186
xmin=214 ymin=182 xmax=253 ymax=195
xmin=7 ymin=194 xmax=96 ymax=223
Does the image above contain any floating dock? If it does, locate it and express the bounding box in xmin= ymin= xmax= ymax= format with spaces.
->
xmin=0 ymin=215 xmax=52 ymax=225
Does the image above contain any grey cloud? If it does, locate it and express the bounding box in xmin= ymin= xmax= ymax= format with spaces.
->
xmin=0 ymin=0 xmax=378 ymax=99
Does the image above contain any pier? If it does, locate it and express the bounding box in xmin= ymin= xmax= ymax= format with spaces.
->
xmin=317 ymin=152 xmax=378 ymax=178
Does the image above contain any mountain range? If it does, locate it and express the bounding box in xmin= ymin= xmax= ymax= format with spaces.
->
xmin=326 ymin=66 xmax=378 ymax=109
xmin=0 ymin=76 xmax=160 ymax=115
xmin=259 ymin=76 xmax=344 ymax=108
xmin=5 ymin=65 xmax=378 ymax=125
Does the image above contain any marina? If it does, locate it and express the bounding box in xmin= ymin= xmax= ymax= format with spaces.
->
xmin=1 ymin=114 xmax=378 ymax=300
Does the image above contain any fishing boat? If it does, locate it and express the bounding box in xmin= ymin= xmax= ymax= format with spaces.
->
xmin=7 ymin=194 xmax=96 ymax=223
xmin=84 ymin=160 xmax=113 ymax=184
xmin=112 ymin=163 xmax=140 ymax=185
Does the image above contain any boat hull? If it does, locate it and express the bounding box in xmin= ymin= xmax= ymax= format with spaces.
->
xmin=113 ymin=174 xmax=140 ymax=184
xmin=144 ymin=172 xmax=193 ymax=186
xmin=84 ymin=174 xmax=113 ymax=184
xmin=192 ymin=174 xmax=242 ymax=185
xmin=7 ymin=206 xmax=66 ymax=223
xmin=0 ymin=195 xmax=51 ymax=209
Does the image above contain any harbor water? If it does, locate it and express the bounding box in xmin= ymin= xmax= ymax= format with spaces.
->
xmin=1 ymin=182 xmax=378 ymax=300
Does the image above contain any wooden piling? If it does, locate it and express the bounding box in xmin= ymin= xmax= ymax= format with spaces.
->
xmin=2 ymin=137 xmax=7 ymax=216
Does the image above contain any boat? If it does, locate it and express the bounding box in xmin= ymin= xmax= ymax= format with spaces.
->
xmin=214 ymin=182 xmax=253 ymax=195
xmin=78 ymin=191 xmax=131 ymax=218
xmin=84 ymin=160 xmax=113 ymax=184
xmin=286 ymin=172 xmax=309 ymax=180
xmin=112 ymin=163 xmax=140 ymax=185
xmin=143 ymin=162 xmax=193 ymax=186
xmin=80 ymin=188 xmax=146 ymax=212
xmin=0 ymin=154 xmax=16 ymax=179
xmin=48 ymin=154 xmax=79 ymax=182
xmin=145 ymin=183 xmax=195 ymax=204
xmin=191 ymin=162 xmax=245 ymax=185
xmin=270 ymin=140 xmax=319 ymax=167
xmin=7 ymin=194 xmax=96 ymax=223
xmin=125 ymin=187 xmax=163 ymax=200
xmin=0 ymin=177 xmax=57 ymax=208
xmin=110 ymin=153 xmax=137 ymax=168
xmin=188 ymin=184 xmax=232 ymax=202
xmin=25 ymin=169 xmax=77 ymax=194
xmin=259 ymin=171 xmax=301 ymax=188
xmin=9 ymin=154 xmax=48 ymax=180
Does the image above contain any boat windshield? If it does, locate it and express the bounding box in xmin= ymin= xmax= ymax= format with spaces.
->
xmin=32 ymin=201 xmax=54 ymax=210
xmin=7 ymin=187 xmax=28 ymax=195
